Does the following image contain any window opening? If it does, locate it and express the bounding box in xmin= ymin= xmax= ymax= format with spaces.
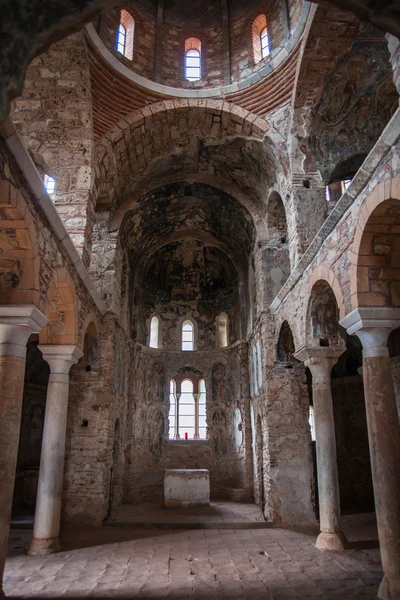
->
xmin=169 ymin=378 xmax=206 ymax=440
xmin=216 ymin=313 xmax=228 ymax=348
xmin=309 ymin=405 xmax=316 ymax=442
xmin=341 ymin=178 xmax=352 ymax=193
xmin=44 ymin=175 xmax=55 ymax=195
xmin=182 ymin=320 xmax=194 ymax=351
xmin=116 ymin=10 xmax=134 ymax=60
xmin=149 ymin=316 xmax=159 ymax=348
xmin=185 ymin=49 xmax=201 ymax=81
xmin=261 ymin=27 xmax=270 ymax=58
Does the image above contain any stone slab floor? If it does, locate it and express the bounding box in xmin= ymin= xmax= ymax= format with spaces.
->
xmin=5 ymin=524 xmax=382 ymax=599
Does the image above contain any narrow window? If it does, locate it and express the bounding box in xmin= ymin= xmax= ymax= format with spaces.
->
xmin=261 ymin=27 xmax=270 ymax=58
xmin=216 ymin=313 xmax=228 ymax=348
xmin=149 ymin=316 xmax=159 ymax=348
xmin=252 ymin=15 xmax=268 ymax=64
xmin=198 ymin=379 xmax=207 ymax=439
xmin=309 ymin=405 xmax=316 ymax=442
xmin=44 ymin=175 xmax=55 ymax=195
xmin=179 ymin=379 xmax=195 ymax=439
xmin=185 ymin=38 xmax=201 ymax=81
xmin=116 ymin=10 xmax=134 ymax=60
xmin=169 ymin=380 xmax=176 ymax=439
xmin=182 ymin=320 xmax=194 ymax=351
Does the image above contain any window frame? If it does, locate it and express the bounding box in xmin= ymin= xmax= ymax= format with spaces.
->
xmin=260 ymin=27 xmax=270 ymax=59
xmin=44 ymin=175 xmax=55 ymax=195
xmin=185 ymin=48 xmax=201 ymax=81
xmin=182 ymin=319 xmax=194 ymax=351
xmin=149 ymin=315 xmax=159 ymax=349
xmin=116 ymin=22 xmax=127 ymax=56
xmin=169 ymin=377 xmax=207 ymax=440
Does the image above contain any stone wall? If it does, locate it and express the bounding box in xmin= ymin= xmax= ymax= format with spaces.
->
xmin=10 ymin=32 xmax=95 ymax=266
xmin=124 ymin=341 xmax=252 ymax=503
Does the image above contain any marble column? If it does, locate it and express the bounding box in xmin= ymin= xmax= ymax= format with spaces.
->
xmin=0 ymin=306 xmax=47 ymax=597
xmin=340 ymin=307 xmax=400 ymax=600
xmin=294 ymin=346 xmax=346 ymax=551
xmin=28 ymin=345 xmax=83 ymax=556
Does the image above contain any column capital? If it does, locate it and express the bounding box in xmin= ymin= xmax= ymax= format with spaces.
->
xmin=340 ymin=307 xmax=400 ymax=358
xmin=294 ymin=346 xmax=344 ymax=379
xmin=0 ymin=305 xmax=48 ymax=357
xmin=38 ymin=345 xmax=83 ymax=375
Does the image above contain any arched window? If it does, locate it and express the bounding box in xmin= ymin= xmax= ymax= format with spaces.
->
xmin=116 ymin=10 xmax=134 ymax=60
xmin=44 ymin=175 xmax=55 ymax=195
xmin=216 ymin=313 xmax=228 ymax=348
xmin=149 ymin=316 xmax=159 ymax=348
xmin=185 ymin=38 xmax=201 ymax=81
xmin=309 ymin=405 xmax=316 ymax=442
xmin=182 ymin=320 xmax=194 ymax=351
xmin=252 ymin=15 xmax=269 ymax=64
xmin=260 ymin=27 xmax=270 ymax=58
xmin=169 ymin=378 xmax=207 ymax=440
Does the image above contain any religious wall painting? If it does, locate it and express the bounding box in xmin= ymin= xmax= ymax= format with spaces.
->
xmin=212 ymin=409 xmax=227 ymax=455
xmin=151 ymin=362 xmax=165 ymax=403
xmin=232 ymin=407 xmax=243 ymax=453
xmin=212 ymin=362 xmax=226 ymax=403
xmin=149 ymin=409 xmax=165 ymax=456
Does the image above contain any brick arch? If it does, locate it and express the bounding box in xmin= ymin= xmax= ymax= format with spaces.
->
xmin=301 ymin=267 xmax=345 ymax=349
xmin=94 ymin=99 xmax=271 ymax=200
xmin=79 ymin=311 xmax=100 ymax=350
xmin=349 ymin=178 xmax=400 ymax=310
xmin=40 ymin=268 xmax=78 ymax=345
xmin=0 ymin=179 xmax=40 ymax=306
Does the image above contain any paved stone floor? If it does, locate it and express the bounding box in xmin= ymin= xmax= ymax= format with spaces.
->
xmin=5 ymin=520 xmax=382 ymax=599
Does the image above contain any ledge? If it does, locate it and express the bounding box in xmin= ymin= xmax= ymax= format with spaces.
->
xmin=166 ymin=440 xmax=210 ymax=447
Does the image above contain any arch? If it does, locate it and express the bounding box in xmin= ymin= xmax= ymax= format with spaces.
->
xmin=252 ymin=14 xmax=268 ymax=64
xmin=349 ymin=178 xmax=400 ymax=310
xmin=185 ymin=38 xmax=201 ymax=81
xmin=216 ymin=313 xmax=228 ymax=348
xmin=81 ymin=317 xmax=100 ymax=367
xmin=306 ymin=278 xmax=344 ymax=348
xmin=40 ymin=268 xmax=77 ymax=345
xmin=277 ymin=320 xmax=296 ymax=363
xmin=0 ymin=179 xmax=40 ymax=306
xmin=265 ymin=191 xmax=290 ymax=303
xmin=182 ymin=319 xmax=194 ymax=351
xmin=307 ymin=266 xmax=345 ymax=319
xmin=149 ymin=315 xmax=160 ymax=349
xmin=117 ymin=10 xmax=134 ymax=60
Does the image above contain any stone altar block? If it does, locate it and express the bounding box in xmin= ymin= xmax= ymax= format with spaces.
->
xmin=164 ymin=469 xmax=210 ymax=508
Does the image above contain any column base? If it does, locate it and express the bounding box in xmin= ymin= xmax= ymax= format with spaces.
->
xmin=378 ymin=574 xmax=400 ymax=600
xmin=28 ymin=536 xmax=61 ymax=556
xmin=316 ymin=531 xmax=347 ymax=552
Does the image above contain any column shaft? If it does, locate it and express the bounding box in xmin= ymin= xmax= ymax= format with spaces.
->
xmin=0 ymin=306 xmax=47 ymax=597
xmin=363 ymin=354 xmax=400 ymax=599
xmin=29 ymin=345 xmax=82 ymax=555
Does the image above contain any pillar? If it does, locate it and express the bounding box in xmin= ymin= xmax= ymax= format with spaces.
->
xmin=28 ymin=345 xmax=83 ymax=556
xmin=340 ymin=307 xmax=400 ymax=600
xmin=294 ymin=346 xmax=346 ymax=551
xmin=0 ymin=306 xmax=47 ymax=597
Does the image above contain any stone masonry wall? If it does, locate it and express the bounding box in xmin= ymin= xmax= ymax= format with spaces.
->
xmin=124 ymin=342 xmax=252 ymax=503
xmin=10 ymin=32 xmax=95 ymax=267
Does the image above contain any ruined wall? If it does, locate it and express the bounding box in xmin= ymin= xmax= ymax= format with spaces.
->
xmin=124 ymin=341 xmax=252 ymax=503
xmin=249 ymin=317 xmax=315 ymax=526
xmin=63 ymin=314 xmax=129 ymax=525
xmin=10 ymin=32 xmax=95 ymax=266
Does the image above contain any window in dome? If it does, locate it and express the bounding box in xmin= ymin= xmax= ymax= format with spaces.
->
xmin=261 ymin=27 xmax=270 ymax=58
xmin=116 ymin=10 xmax=134 ymax=60
xmin=44 ymin=175 xmax=55 ymax=195
xmin=182 ymin=320 xmax=194 ymax=351
xmin=149 ymin=315 xmax=159 ymax=348
xmin=185 ymin=38 xmax=201 ymax=81
xmin=252 ymin=14 xmax=269 ymax=64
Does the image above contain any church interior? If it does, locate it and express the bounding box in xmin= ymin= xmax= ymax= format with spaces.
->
xmin=0 ymin=0 xmax=400 ymax=598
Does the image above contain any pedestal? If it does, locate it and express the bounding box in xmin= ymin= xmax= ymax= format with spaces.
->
xmin=164 ymin=469 xmax=210 ymax=508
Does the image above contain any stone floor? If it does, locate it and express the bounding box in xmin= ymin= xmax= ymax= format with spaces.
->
xmin=5 ymin=505 xmax=382 ymax=599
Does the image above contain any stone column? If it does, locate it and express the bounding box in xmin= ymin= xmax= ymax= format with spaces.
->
xmin=0 ymin=306 xmax=47 ymax=596
xmin=28 ymin=345 xmax=83 ymax=555
xmin=193 ymin=387 xmax=200 ymax=440
xmin=340 ymin=308 xmax=400 ymax=600
xmin=294 ymin=346 xmax=346 ymax=551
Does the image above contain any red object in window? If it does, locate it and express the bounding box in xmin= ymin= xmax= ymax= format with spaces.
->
xmin=185 ymin=432 xmax=188 ymax=440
